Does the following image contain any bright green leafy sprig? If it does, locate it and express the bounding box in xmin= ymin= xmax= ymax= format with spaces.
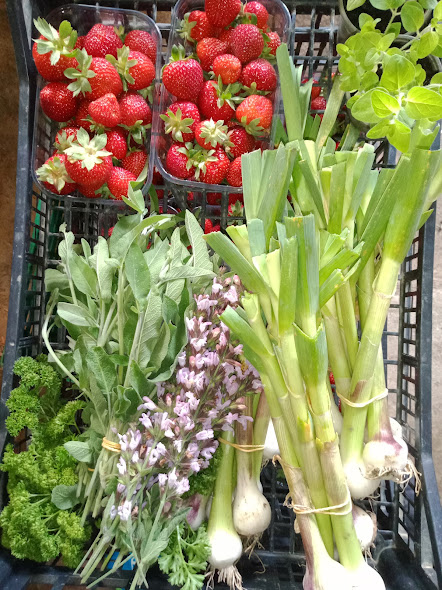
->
xmin=338 ymin=3 xmax=442 ymax=151
xmin=158 ymin=523 xmax=211 ymax=590
xmin=0 ymin=357 xmax=90 ymax=566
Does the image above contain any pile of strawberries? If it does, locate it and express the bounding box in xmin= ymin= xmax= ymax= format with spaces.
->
xmin=159 ymin=0 xmax=282 ymax=190
xmin=34 ymin=17 xmax=157 ymax=199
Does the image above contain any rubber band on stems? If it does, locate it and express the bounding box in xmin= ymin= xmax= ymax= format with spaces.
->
xmin=272 ymin=455 xmax=352 ymax=516
xmin=218 ymin=437 xmax=264 ymax=453
xmin=336 ymin=388 xmax=388 ymax=409
xmin=102 ymin=437 xmax=121 ymax=453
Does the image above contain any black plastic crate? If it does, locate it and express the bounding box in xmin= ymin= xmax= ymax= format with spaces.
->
xmin=1 ymin=1 xmax=442 ymax=589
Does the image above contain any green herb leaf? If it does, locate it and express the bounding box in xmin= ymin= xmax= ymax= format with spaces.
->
xmin=380 ymin=54 xmax=415 ymax=92
xmin=405 ymin=86 xmax=442 ymax=120
xmin=51 ymin=484 xmax=80 ymax=510
xmin=86 ymin=347 xmax=117 ymax=393
xmin=125 ymin=242 xmax=151 ymax=307
xmin=347 ymin=0 xmax=367 ymax=9
xmin=185 ymin=210 xmax=212 ymax=272
xmin=401 ymin=1 xmax=425 ymax=31
xmin=45 ymin=268 xmax=70 ymax=292
xmin=371 ymin=89 xmax=400 ymax=117
xmin=64 ymin=441 xmax=93 ymax=463
xmin=57 ymin=302 xmax=97 ymax=327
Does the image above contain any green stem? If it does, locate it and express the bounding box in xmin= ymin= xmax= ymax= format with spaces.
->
xmin=252 ymin=392 xmax=270 ymax=481
xmin=117 ymin=270 xmax=126 ymax=385
xmin=208 ymin=430 xmax=236 ymax=535
xmin=336 ymin=282 xmax=358 ymax=371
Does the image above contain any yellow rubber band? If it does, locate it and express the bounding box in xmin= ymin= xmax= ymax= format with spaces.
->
xmin=272 ymin=455 xmax=352 ymax=516
xmin=336 ymin=388 xmax=388 ymax=409
xmin=102 ymin=437 xmax=121 ymax=453
xmin=218 ymin=437 xmax=264 ymax=453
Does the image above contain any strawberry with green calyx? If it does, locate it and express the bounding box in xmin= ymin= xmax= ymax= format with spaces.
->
xmin=36 ymin=153 xmax=77 ymax=195
xmin=244 ymin=2 xmax=269 ymax=29
xmin=118 ymin=91 xmax=152 ymax=142
xmin=226 ymin=125 xmax=256 ymax=158
xmin=231 ymin=24 xmax=265 ymax=64
xmin=261 ymin=30 xmax=281 ymax=60
xmin=241 ymin=58 xmax=277 ymax=92
xmin=107 ymin=166 xmax=138 ymax=200
xmin=122 ymin=149 xmax=148 ymax=177
xmin=64 ymin=49 xmax=123 ymax=99
xmin=83 ymin=23 xmax=123 ymax=58
xmin=196 ymin=37 xmax=228 ymax=71
xmin=106 ymin=46 xmax=155 ymax=91
xmin=228 ymin=199 xmax=244 ymax=218
xmin=226 ymin=155 xmax=242 ymax=186
xmin=54 ymin=126 xmax=82 ymax=151
xmin=198 ymin=77 xmax=243 ymax=122
xmin=198 ymin=147 xmax=230 ymax=184
xmin=104 ymin=129 xmax=128 ymax=161
xmin=205 ymin=0 xmax=241 ymax=28
xmin=179 ymin=11 xmax=215 ymax=43
xmin=166 ymin=143 xmax=196 ymax=179
xmin=163 ymin=45 xmax=204 ymax=101
xmin=64 ymin=128 xmax=113 ymax=187
xmin=212 ymin=54 xmax=242 ymax=84
xmin=137 ymin=83 xmax=155 ymax=104
xmin=88 ymin=93 xmax=121 ymax=127
xmin=236 ymin=94 xmax=273 ymax=133
xmin=160 ymin=102 xmax=200 ymax=143
xmin=40 ymin=82 xmax=78 ymax=122
xmin=32 ymin=18 xmax=78 ymax=82
xmin=195 ymin=119 xmax=232 ymax=150
xmin=124 ymin=30 xmax=157 ymax=64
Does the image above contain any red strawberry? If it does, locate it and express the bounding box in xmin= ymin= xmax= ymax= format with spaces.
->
xmin=302 ymin=78 xmax=321 ymax=100
xmin=78 ymin=184 xmax=103 ymax=198
xmin=207 ymin=192 xmax=222 ymax=205
xmin=226 ymin=126 xmax=256 ymax=158
xmin=119 ymin=92 xmax=152 ymax=127
xmin=231 ymin=24 xmax=264 ymax=64
xmin=219 ymin=28 xmax=235 ymax=51
xmin=241 ymin=59 xmax=277 ymax=91
xmin=36 ymin=153 xmax=77 ymax=194
xmin=54 ymin=126 xmax=82 ymax=151
xmin=40 ymin=82 xmax=78 ymax=122
xmin=107 ymin=166 xmax=137 ymax=200
xmin=199 ymin=148 xmax=229 ymax=184
xmin=229 ymin=192 xmax=243 ymax=205
xmin=329 ymin=372 xmax=335 ymax=386
xmin=227 ymin=156 xmax=242 ymax=187
xmin=212 ymin=54 xmax=242 ymax=84
xmin=105 ymin=129 xmax=128 ymax=160
xmin=108 ymin=47 xmax=155 ymax=91
xmin=75 ymin=99 xmax=93 ymax=132
xmin=124 ymin=30 xmax=157 ymax=64
xmin=84 ymin=24 xmax=123 ymax=58
xmin=152 ymin=167 xmax=164 ymax=185
xmin=236 ymin=94 xmax=273 ymax=131
xmin=198 ymin=80 xmax=239 ymax=122
xmin=195 ymin=119 xmax=229 ymax=150
xmin=166 ymin=144 xmax=194 ymax=179
xmin=204 ymin=218 xmax=214 ymax=233
xmin=75 ymin=36 xmax=86 ymax=50
xmin=311 ymin=96 xmax=327 ymax=119
xmin=66 ymin=50 xmax=123 ymax=100
xmin=160 ymin=101 xmax=200 ymax=143
xmin=266 ymin=31 xmax=281 ymax=56
xmin=88 ymin=93 xmax=121 ymax=127
xmin=163 ymin=56 xmax=204 ymax=101
xmin=32 ymin=18 xmax=78 ymax=82
xmin=196 ymin=37 xmax=228 ymax=71
xmin=244 ymin=2 xmax=269 ymax=29
xmin=65 ymin=128 xmax=113 ymax=187
xmin=122 ymin=150 xmax=148 ymax=177
xmin=180 ymin=11 xmax=215 ymax=43
xmin=205 ymin=0 xmax=241 ymax=28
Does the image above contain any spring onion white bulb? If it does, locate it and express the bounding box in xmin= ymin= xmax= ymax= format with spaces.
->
xmin=351 ymin=505 xmax=377 ymax=552
xmin=233 ymin=479 xmax=271 ymax=537
xmin=346 ymin=560 xmax=386 ymax=590
xmin=344 ymin=461 xmax=380 ymax=500
xmin=303 ymin=558 xmax=353 ymax=590
xmin=362 ymin=436 xmax=408 ymax=477
xmin=263 ymin=419 xmax=280 ymax=461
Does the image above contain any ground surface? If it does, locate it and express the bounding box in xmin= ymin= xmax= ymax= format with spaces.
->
xmin=0 ymin=0 xmax=440 ymax=496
